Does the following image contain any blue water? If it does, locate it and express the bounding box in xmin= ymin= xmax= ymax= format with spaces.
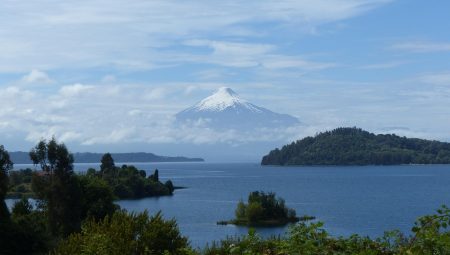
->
xmin=9 ymin=163 xmax=450 ymax=248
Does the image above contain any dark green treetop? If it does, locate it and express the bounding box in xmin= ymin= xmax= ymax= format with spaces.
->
xmin=100 ymin=153 xmax=115 ymax=172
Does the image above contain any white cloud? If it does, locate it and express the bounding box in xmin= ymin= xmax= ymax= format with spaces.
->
xmin=141 ymin=87 xmax=169 ymax=101
xmin=0 ymin=0 xmax=391 ymax=72
xmin=182 ymin=40 xmax=274 ymax=68
xmin=3 ymin=61 xmax=450 ymax=152
xmin=22 ymin=69 xmax=52 ymax=83
xmin=59 ymin=131 xmax=83 ymax=143
xmin=82 ymin=127 xmax=137 ymax=145
xmin=182 ymin=39 xmax=334 ymax=70
xmin=261 ymin=55 xmax=336 ymax=70
xmin=59 ymin=83 xmax=94 ymax=97
xmin=0 ymin=81 xmax=308 ymax=148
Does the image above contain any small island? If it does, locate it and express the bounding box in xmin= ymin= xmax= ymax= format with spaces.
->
xmin=262 ymin=127 xmax=450 ymax=166
xmin=218 ymin=191 xmax=304 ymax=227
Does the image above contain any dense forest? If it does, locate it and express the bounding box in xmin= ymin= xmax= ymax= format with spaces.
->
xmin=262 ymin=127 xmax=450 ymax=166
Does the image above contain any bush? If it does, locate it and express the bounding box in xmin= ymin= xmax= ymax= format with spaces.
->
xmin=54 ymin=210 xmax=191 ymax=255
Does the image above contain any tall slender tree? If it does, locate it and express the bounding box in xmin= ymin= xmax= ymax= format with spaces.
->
xmin=100 ymin=153 xmax=115 ymax=172
xmin=100 ymin=153 xmax=116 ymax=181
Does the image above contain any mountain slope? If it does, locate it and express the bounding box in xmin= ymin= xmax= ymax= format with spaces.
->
xmin=261 ymin=127 xmax=450 ymax=165
xmin=176 ymin=87 xmax=299 ymax=129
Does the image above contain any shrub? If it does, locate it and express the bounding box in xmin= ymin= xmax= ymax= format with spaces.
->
xmin=54 ymin=210 xmax=191 ymax=255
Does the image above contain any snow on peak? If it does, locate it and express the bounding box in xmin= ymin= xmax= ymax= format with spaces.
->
xmin=175 ymin=87 xmax=300 ymax=129
xmin=193 ymin=87 xmax=261 ymax=112
xmin=216 ymin=87 xmax=238 ymax=96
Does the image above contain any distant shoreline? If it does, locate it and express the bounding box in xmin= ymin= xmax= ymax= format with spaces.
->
xmin=261 ymin=163 xmax=450 ymax=167
xmin=9 ymin=151 xmax=204 ymax=164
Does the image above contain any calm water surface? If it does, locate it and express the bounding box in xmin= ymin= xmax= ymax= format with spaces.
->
xmin=10 ymin=162 xmax=450 ymax=248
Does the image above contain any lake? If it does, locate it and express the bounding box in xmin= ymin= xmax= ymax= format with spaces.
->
xmin=9 ymin=162 xmax=450 ymax=248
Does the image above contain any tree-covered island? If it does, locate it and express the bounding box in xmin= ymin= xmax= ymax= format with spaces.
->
xmin=218 ymin=191 xmax=305 ymax=227
xmin=262 ymin=127 xmax=450 ymax=166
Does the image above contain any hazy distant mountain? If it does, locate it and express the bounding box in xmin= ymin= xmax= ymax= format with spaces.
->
xmin=9 ymin=151 xmax=204 ymax=164
xmin=176 ymin=87 xmax=299 ymax=129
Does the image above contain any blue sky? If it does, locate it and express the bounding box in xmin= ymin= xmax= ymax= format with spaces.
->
xmin=0 ymin=0 xmax=449 ymax=160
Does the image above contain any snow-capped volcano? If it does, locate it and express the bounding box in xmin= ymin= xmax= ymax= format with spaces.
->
xmin=176 ymin=87 xmax=299 ymax=129
xmin=188 ymin=87 xmax=262 ymax=112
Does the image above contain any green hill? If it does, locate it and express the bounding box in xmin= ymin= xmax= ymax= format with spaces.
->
xmin=261 ymin=127 xmax=450 ymax=166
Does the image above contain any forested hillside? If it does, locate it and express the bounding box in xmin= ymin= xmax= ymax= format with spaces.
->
xmin=261 ymin=127 xmax=450 ymax=165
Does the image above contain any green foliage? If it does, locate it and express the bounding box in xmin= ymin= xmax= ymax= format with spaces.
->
xmin=165 ymin=180 xmax=175 ymax=193
xmin=0 ymin=144 xmax=178 ymax=254
xmin=77 ymin=175 xmax=118 ymax=221
xmin=101 ymin=163 xmax=173 ymax=199
xmin=8 ymin=168 xmax=32 ymax=186
xmin=404 ymin=205 xmax=450 ymax=254
xmin=149 ymin=169 xmax=159 ymax=182
xmin=245 ymin=202 xmax=264 ymax=223
xmin=100 ymin=152 xmax=115 ymax=172
xmin=86 ymin=167 xmax=97 ymax=177
xmin=11 ymin=160 xmax=175 ymax=202
xmin=0 ymin=215 xmax=53 ymax=255
xmin=6 ymin=169 xmax=34 ymax=198
xmin=100 ymin=152 xmax=116 ymax=181
xmin=208 ymin=206 xmax=450 ymax=254
xmin=0 ymin=198 xmax=54 ymax=255
xmin=204 ymin=229 xmax=281 ymax=255
xmin=30 ymin=138 xmax=82 ymax=237
xmin=54 ymin=210 xmax=191 ymax=255
xmin=0 ymin=146 xmax=53 ymax=255
xmin=231 ymin=191 xmax=298 ymax=226
xmin=262 ymin=127 xmax=450 ymax=165
xmin=0 ymin=145 xmax=13 ymax=221
xmin=235 ymin=200 xmax=246 ymax=219
xmin=11 ymin=197 xmax=33 ymax=216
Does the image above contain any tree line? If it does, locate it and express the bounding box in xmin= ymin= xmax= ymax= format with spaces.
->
xmin=87 ymin=152 xmax=175 ymax=199
xmin=6 ymin=148 xmax=175 ymax=200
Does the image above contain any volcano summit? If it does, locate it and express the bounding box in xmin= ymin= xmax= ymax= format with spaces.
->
xmin=175 ymin=87 xmax=299 ymax=130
